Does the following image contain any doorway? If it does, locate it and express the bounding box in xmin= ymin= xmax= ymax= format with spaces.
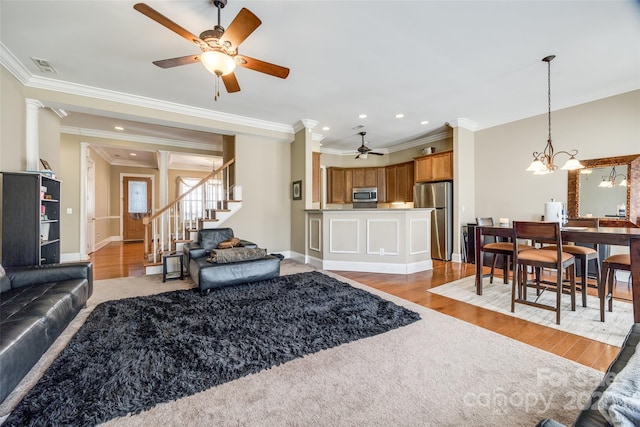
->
xmin=122 ymin=175 xmax=152 ymax=241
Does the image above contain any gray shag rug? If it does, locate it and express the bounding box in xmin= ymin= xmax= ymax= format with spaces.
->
xmin=2 ymin=271 xmax=419 ymax=426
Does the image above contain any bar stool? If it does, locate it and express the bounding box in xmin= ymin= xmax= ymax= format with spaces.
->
xmin=541 ymin=218 xmax=600 ymax=308
xmin=476 ymin=217 xmax=533 ymax=284
xmin=512 ymin=221 xmax=576 ymax=325
xmin=600 ymin=253 xmax=631 ymax=322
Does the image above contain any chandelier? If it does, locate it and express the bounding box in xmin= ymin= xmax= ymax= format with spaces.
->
xmin=526 ymin=55 xmax=584 ymax=175
xmin=598 ymin=166 xmax=628 ymax=188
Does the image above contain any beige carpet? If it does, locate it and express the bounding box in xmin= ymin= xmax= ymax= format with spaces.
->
xmin=428 ymin=275 xmax=634 ymax=347
xmin=0 ymin=261 xmax=606 ymax=426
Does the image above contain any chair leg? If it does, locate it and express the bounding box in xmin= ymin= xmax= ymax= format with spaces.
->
xmin=502 ymin=255 xmax=509 ymax=284
xmin=569 ymin=265 xmax=576 ymax=311
xmin=556 ymin=267 xmax=562 ymax=325
xmin=511 ymin=264 xmax=519 ymax=313
xmin=599 ymin=263 xmax=608 ymax=322
xmin=490 ymin=254 xmax=497 ymax=284
xmin=608 ymin=268 xmax=615 ymax=313
xmin=580 ymin=257 xmax=588 ymax=308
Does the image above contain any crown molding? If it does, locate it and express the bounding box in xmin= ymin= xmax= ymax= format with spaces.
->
xmin=447 ymin=118 xmax=478 ymax=131
xmin=61 ymin=126 xmax=219 ymax=152
xmin=1 ymin=42 xmax=295 ymax=137
xmin=386 ymin=131 xmax=451 ymax=153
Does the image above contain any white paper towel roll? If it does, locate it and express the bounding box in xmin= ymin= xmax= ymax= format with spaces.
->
xmin=545 ymin=201 xmax=563 ymax=224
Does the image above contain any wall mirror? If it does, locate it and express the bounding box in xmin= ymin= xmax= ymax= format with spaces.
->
xmin=567 ymin=154 xmax=640 ymax=225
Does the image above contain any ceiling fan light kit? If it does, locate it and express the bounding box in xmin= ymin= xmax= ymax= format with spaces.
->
xmin=133 ymin=1 xmax=289 ymax=101
xmin=201 ymin=50 xmax=236 ymax=76
xmin=355 ymin=132 xmax=384 ymax=159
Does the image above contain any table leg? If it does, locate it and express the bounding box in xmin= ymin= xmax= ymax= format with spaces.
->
xmin=475 ymin=226 xmax=483 ymax=295
xmin=631 ymin=237 xmax=640 ymax=323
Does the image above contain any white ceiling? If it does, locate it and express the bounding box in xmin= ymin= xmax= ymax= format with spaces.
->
xmin=1 ymin=1 xmax=639 ymax=166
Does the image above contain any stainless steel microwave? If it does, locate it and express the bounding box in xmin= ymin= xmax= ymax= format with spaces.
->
xmin=352 ymin=187 xmax=378 ymax=202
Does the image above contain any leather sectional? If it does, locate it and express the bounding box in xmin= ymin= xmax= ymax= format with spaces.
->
xmin=0 ymin=262 xmax=93 ymax=403
xmin=537 ymin=323 xmax=640 ymax=427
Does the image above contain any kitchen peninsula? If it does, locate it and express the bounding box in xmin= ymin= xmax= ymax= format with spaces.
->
xmin=305 ymin=208 xmax=433 ymax=274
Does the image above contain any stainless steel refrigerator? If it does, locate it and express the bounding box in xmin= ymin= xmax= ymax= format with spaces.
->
xmin=414 ymin=181 xmax=453 ymax=261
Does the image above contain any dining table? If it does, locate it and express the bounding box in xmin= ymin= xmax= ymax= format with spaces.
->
xmin=474 ymin=224 xmax=640 ymax=322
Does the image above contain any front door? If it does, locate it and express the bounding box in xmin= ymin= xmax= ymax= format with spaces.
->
xmin=123 ymin=176 xmax=152 ymax=241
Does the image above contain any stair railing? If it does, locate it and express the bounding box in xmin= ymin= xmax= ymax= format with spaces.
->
xmin=143 ymin=158 xmax=235 ymax=264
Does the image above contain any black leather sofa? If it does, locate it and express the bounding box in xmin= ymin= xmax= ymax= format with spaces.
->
xmin=0 ymin=262 xmax=93 ymax=403
xmin=183 ymin=228 xmax=280 ymax=293
xmin=537 ymin=323 xmax=640 ymax=427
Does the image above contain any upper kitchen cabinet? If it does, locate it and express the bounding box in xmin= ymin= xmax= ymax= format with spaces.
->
xmin=327 ymin=166 xmax=383 ymax=204
xmin=415 ymin=150 xmax=453 ymax=182
xmin=351 ymin=167 xmax=378 ymax=189
xmin=385 ymin=161 xmax=414 ymax=203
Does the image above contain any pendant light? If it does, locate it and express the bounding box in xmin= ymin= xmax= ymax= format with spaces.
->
xmin=526 ymin=55 xmax=584 ymax=174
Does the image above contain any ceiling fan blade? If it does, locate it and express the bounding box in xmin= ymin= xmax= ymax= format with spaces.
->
xmin=152 ymin=54 xmax=201 ymax=69
xmin=220 ymin=8 xmax=262 ymax=49
xmin=355 ymin=154 xmax=360 ymax=159
xmin=134 ymin=3 xmax=207 ymax=49
xmin=370 ymin=152 xmax=384 ymax=156
xmin=222 ymin=73 xmax=241 ymax=93
xmin=236 ymin=55 xmax=290 ymax=79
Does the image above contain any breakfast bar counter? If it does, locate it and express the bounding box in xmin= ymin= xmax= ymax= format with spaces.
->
xmin=305 ymin=208 xmax=433 ymax=274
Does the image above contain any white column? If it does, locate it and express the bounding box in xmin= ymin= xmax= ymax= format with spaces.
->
xmin=158 ymin=150 xmax=169 ymax=207
xmin=25 ymin=98 xmax=44 ymax=171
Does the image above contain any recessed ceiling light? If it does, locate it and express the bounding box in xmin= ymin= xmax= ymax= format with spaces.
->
xmin=420 ymin=120 xmax=429 ymax=125
xmin=130 ymin=153 xmax=137 ymax=156
xmin=358 ymin=114 xmax=367 ymax=119
xmin=322 ymin=126 xmax=330 ymax=131
xmin=114 ymin=126 xmax=124 ymax=131
xmin=395 ymin=113 xmax=404 ymax=119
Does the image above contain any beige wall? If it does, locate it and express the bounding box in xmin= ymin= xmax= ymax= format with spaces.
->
xmin=474 ymin=90 xmax=640 ymax=223
xmin=223 ymin=134 xmax=291 ymax=253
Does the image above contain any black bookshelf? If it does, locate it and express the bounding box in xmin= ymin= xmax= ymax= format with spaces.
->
xmin=2 ymin=172 xmax=61 ymax=267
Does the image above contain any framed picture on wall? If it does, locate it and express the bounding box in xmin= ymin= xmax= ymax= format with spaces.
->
xmin=292 ymin=180 xmax=302 ymax=200
xmin=40 ymin=159 xmax=52 ymax=171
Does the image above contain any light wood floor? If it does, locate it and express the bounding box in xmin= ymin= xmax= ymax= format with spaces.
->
xmin=90 ymin=241 xmax=632 ymax=372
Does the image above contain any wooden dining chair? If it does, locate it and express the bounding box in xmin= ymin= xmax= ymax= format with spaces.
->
xmin=540 ymin=217 xmax=600 ymax=308
xmin=476 ymin=217 xmax=533 ymax=284
xmin=599 ymin=253 xmax=631 ymax=322
xmin=512 ymin=221 xmax=576 ymax=325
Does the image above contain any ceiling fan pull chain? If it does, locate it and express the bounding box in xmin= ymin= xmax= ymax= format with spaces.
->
xmin=214 ymin=76 xmax=220 ymax=101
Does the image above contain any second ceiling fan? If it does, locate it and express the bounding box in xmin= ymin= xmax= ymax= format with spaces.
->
xmin=355 ymin=132 xmax=384 ymax=159
xmin=133 ymin=0 xmax=289 ymax=100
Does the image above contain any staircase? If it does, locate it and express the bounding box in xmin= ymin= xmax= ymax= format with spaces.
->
xmin=143 ymin=159 xmax=240 ymax=273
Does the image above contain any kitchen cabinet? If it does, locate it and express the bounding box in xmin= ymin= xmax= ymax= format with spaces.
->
xmin=327 ymin=166 xmax=382 ymax=204
xmin=351 ymin=167 xmax=378 ymax=189
xmin=1 ymin=172 xmax=61 ymax=267
xmin=415 ymin=150 xmax=453 ymax=182
xmin=385 ymin=161 xmax=414 ymax=202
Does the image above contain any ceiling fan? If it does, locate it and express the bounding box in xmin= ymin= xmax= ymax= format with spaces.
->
xmin=355 ymin=132 xmax=384 ymax=159
xmin=133 ymin=1 xmax=289 ymax=100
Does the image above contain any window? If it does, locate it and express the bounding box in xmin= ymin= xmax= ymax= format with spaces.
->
xmin=178 ymin=176 xmax=224 ymax=222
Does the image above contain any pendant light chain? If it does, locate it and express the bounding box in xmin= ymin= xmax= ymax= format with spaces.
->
xmin=547 ymin=57 xmax=552 ymax=145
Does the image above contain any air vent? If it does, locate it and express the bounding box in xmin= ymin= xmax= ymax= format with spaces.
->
xmin=31 ymin=57 xmax=57 ymax=74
